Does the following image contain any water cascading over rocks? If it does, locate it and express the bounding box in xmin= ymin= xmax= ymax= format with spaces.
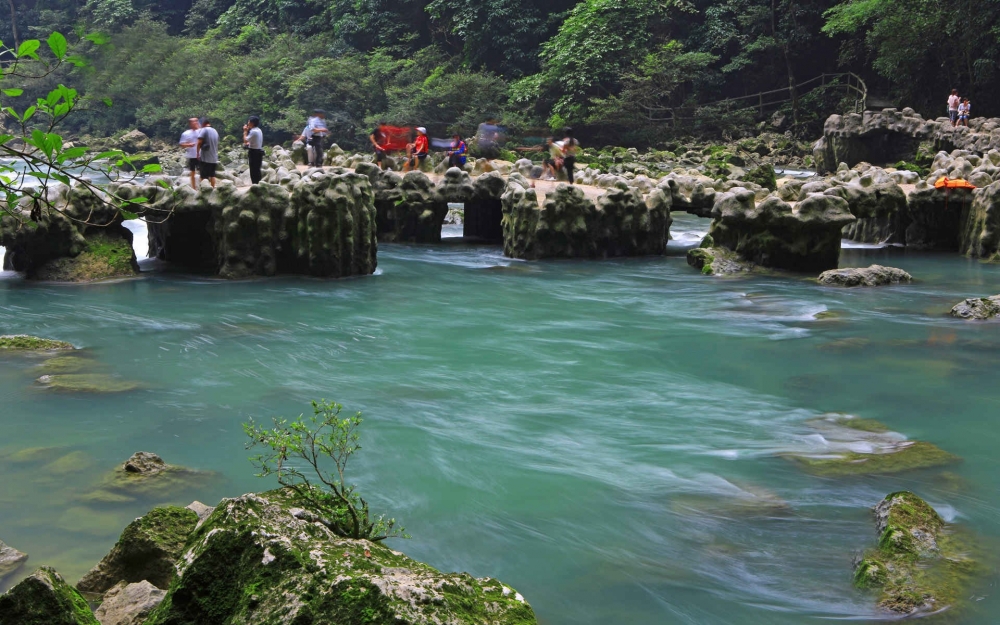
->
xmin=501 ymin=178 xmax=671 ymax=260
xmin=111 ymin=170 xmax=377 ymax=279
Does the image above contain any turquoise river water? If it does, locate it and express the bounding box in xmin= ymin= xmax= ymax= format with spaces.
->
xmin=1 ymin=213 xmax=999 ymax=624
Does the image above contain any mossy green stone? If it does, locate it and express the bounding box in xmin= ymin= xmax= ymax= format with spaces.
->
xmin=33 ymin=355 xmax=98 ymax=375
xmin=0 ymin=567 xmax=99 ymax=625
xmin=145 ymin=488 xmax=537 ymax=625
xmin=0 ymin=335 xmax=74 ymax=351
xmin=76 ymin=506 xmax=199 ymax=594
xmin=853 ymin=492 xmax=981 ymax=616
xmin=790 ymin=441 xmax=959 ymax=477
xmin=31 ymin=230 xmax=140 ymax=282
xmin=36 ymin=373 xmax=141 ymax=393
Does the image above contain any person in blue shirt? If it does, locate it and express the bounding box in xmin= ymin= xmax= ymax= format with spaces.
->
xmin=447 ymin=134 xmax=467 ymax=168
xmin=243 ymin=116 xmax=264 ymax=184
xmin=296 ymin=109 xmax=329 ymax=167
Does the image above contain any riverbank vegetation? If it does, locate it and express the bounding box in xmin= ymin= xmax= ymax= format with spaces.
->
xmin=3 ymin=0 xmax=1000 ymax=149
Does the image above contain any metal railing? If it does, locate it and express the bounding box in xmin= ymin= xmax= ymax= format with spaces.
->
xmin=643 ymin=72 xmax=868 ymax=126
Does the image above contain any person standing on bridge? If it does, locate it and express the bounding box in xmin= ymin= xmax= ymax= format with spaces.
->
xmin=948 ymin=89 xmax=961 ymax=126
xmin=243 ymin=116 xmax=265 ymax=185
xmin=179 ymin=117 xmax=200 ymax=190
xmin=298 ymin=109 xmax=329 ymax=168
xmin=196 ymin=118 xmax=219 ymax=189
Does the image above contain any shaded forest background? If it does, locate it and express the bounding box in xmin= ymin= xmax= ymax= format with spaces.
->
xmin=2 ymin=0 xmax=998 ymax=149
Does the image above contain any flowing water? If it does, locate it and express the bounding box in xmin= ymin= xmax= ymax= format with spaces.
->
xmin=1 ymin=212 xmax=999 ymax=624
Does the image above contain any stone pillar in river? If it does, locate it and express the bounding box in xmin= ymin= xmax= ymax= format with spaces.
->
xmin=501 ymin=177 xmax=671 ymax=260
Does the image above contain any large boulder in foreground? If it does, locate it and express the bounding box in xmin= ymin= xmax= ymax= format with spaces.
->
xmin=0 ymin=567 xmax=98 ymax=625
xmin=950 ymin=295 xmax=1000 ymax=320
xmin=709 ymin=189 xmax=856 ymax=272
xmin=145 ymin=489 xmax=537 ymax=625
xmin=854 ymin=492 xmax=978 ymax=616
xmin=817 ymin=265 xmax=912 ymax=287
xmin=76 ymin=506 xmax=198 ymax=594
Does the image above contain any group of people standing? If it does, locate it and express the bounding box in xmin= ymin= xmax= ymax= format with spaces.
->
xmin=947 ymin=89 xmax=972 ymax=127
xmin=178 ymin=111 xmax=579 ymax=188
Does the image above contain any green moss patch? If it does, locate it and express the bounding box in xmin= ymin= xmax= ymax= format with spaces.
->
xmin=0 ymin=335 xmax=74 ymax=352
xmin=854 ymin=492 xmax=981 ymax=616
xmin=31 ymin=230 xmax=139 ymax=283
xmin=784 ymin=416 xmax=959 ymax=476
xmin=32 ymin=356 xmax=99 ymax=375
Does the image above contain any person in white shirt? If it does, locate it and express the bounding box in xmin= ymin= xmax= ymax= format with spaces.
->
xmin=179 ymin=117 xmax=200 ymax=190
xmin=243 ymin=116 xmax=264 ymax=184
xmin=948 ymin=89 xmax=961 ymax=126
xmin=296 ymin=109 xmax=329 ymax=167
xmin=196 ymin=118 xmax=220 ymax=189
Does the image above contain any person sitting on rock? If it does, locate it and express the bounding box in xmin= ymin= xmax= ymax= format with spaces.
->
xmin=447 ymin=134 xmax=467 ymax=168
xmin=196 ymin=118 xmax=220 ymax=189
xmin=179 ymin=117 xmax=200 ymax=190
xmin=404 ymin=127 xmax=429 ymax=172
xmin=958 ymin=98 xmax=971 ymax=127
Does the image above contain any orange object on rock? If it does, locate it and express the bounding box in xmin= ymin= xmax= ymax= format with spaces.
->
xmin=934 ymin=176 xmax=977 ymax=190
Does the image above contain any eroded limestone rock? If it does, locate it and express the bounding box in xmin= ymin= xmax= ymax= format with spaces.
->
xmin=143 ymin=489 xmax=537 ymax=625
xmin=709 ymin=189 xmax=856 ymax=272
xmin=817 ymin=265 xmax=912 ymax=287
xmin=0 ymin=185 xmax=139 ymax=282
xmin=950 ymin=295 xmax=1000 ymax=319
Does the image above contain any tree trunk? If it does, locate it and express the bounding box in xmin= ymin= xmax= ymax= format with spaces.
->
xmin=784 ymin=44 xmax=798 ymax=125
xmin=7 ymin=0 xmax=19 ymax=51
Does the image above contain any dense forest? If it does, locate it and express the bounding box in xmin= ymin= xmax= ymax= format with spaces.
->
xmin=2 ymin=0 xmax=998 ymax=149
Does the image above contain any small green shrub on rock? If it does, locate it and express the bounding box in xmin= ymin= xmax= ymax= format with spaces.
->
xmin=244 ymin=400 xmax=406 ymax=542
xmin=739 ymin=164 xmax=777 ymax=191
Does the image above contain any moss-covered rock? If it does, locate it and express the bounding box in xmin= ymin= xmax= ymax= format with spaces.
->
xmin=77 ymin=506 xmax=199 ymax=594
xmin=0 ymin=335 xmax=74 ymax=351
xmin=739 ymin=164 xmax=777 ymax=191
xmin=854 ymin=491 xmax=980 ymax=616
xmin=950 ymin=294 xmax=1000 ymax=320
xmin=32 ymin=355 xmax=98 ymax=375
xmin=784 ymin=415 xmax=959 ymax=476
xmin=80 ymin=453 xmax=214 ymax=505
xmin=0 ymin=184 xmax=137 ymax=281
xmin=30 ymin=229 xmax=140 ymax=282
xmin=145 ymin=488 xmax=537 ymax=625
xmin=0 ymin=567 xmax=99 ymax=625
xmin=686 ymin=241 xmax=757 ymax=276
xmin=35 ymin=373 xmax=141 ymax=393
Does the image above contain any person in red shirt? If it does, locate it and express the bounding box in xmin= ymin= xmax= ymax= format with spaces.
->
xmin=405 ymin=127 xmax=429 ymax=172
